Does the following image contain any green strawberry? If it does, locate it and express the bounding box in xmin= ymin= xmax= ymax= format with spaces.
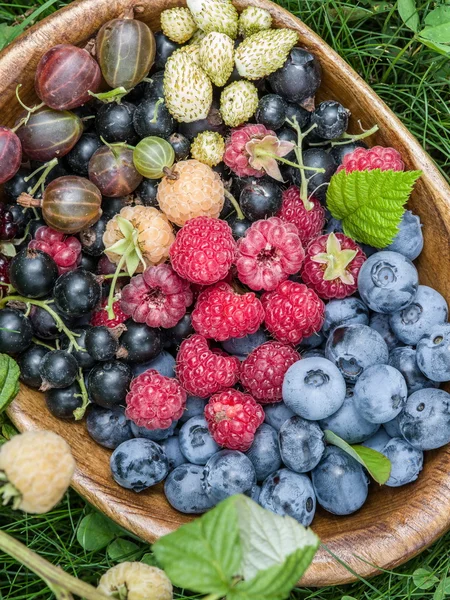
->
xmin=220 ymin=80 xmax=259 ymax=127
xmin=160 ymin=7 xmax=197 ymax=44
xmin=235 ymin=28 xmax=298 ymax=80
xmin=187 ymin=0 xmax=239 ymax=39
xmin=238 ymin=7 xmax=272 ymax=37
xmin=200 ymin=32 xmax=234 ymax=87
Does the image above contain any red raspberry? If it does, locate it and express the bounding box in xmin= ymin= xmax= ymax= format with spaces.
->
xmin=235 ymin=217 xmax=304 ymax=291
xmin=91 ymin=297 xmax=128 ymax=328
xmin=191 ymin=282 xmax=265 ymax=341
xmin=278 ymin=186 xmax=325 ymax=245
xmin=125 ymin=369 xmax=186 ymax=430
xmin=120 ymin=264 xmax=192 ymax=329
xmin=336 ymin=146 xmax=404 ymax=174
xmin=301 ymin=233 xmax=366 ymax=300
xmin=262 ymin=280 xmax=324 ymax=345
xmin=223 ymin=124 xmax=275 ymax=178
xmin=170 ymin=216 xmax=236 ymax=285
xmin=240 ymin=342 xmax=300 ymax=403
xmin=29 ymin=226 xmax=81 ymax=274
xmin=176 ymin=334 xmax=240 ymax=398
xmin=204 ymin=389 xmax=264 ymax=451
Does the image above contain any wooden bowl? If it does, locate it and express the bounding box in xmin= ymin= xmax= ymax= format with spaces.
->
xmin=2 ymin=0 xmax=450 ymax=587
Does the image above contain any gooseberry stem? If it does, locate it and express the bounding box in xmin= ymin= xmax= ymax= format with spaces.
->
xmin=27 ymin=158 xmax=59 ymax=197
xmin=73 ymin=368 xmax=90 ymax=421
xmin=12 ymin=85 xmax=46 ymax=131
xmin=287 ymin=117 xmax=315 ymax=210
xmin=224 ymin=189 xmax=245 ymax=220
xmin=0 ymin=296 xmax=83 ymax=352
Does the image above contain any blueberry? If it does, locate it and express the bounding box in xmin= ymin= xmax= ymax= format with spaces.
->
xmin=385 ymin=211 xmax=423 ymax=261
xmin=399 ymin=388 xmax=450 ymax=450
xmin=179 ymin=396 xmax=207 ymax=424
xmin=164 ymin=464 xmax=216 ymax=514
xmin=203 ymin=450 xmax=256 ymax=502
xmin=302 ymin=348 xmax=325 ymax=359
xmin=369 ymin=312 xmax=400 ymax=351
xmin=358 ymin=251 xmax=419 ymax=314
xmin=353 ymin=364 xmax=407 ymax=423
xmin=132 ymin=351 xmax=176 ymax=378
xmin=382 ymin=438 xmax=423 ymax=487
xmin=310 ymin=101 xmax=349 ymax=140
xmin=130 ymin=420 xmax=178 ymax=442
xmin=87 ymin=361 xmax=132 ymax=408
xmin=86 ymin=405 xmax=133 ymax=449
xmin=268 ymin=48 xmax=321 ymax=103
xmin=279 ymin=416 xmax=325 ymax=472
xmin=222 ymin=329 xmax=268 ymax=357
xmin=264 ymin=402 xmax=295 ymax=431
xmin=246 ymin=423 xmax=281 ymax=481
xmin=319 ymin=387 xmax=379 ymax=444
xmin=298 ymin=331 xmax=325 ymax=350
xmin=283 ymin=357 xmax=346 ymax=420
xmin=322 ymin=297 xmax=369 ymax=337
xmin=389 ymin=286 xmax=448 ymax=346
xmin=160 ymin=435 xmax=186 ymax=470
xmin=255 ymin=94 xmax=287 ymax=130
xmin=361 ymin=427 xmax=392 ymax=452
xmin=383 ymin=415 xmax=403 ymax=438
xmin=179 ymin=416 xmax=219 ymax=465
xmin=259 ymin=468 xmax=316 ymax=525
xmin=311 ymin=446 xmax=369 ymax=515
xmin=325 ymin=324 xmax=389 ymax=383
xmin=110 ymin=438 xmax=168 ymax=492
xmin=18 ymin=345 xmax=49 ymax=389
xmin=416 ymin=324 xmax=450 ymax=382
xmin=388 ymin=346 xmax=439 ymax=394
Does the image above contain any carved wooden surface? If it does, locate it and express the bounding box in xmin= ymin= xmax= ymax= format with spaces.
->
xmin=2 ymin=0 xmax=450 ymax=587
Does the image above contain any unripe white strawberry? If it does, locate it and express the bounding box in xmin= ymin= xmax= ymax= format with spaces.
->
xmin=160 ymin=7 xmax=197 ymax=44
xmin=220 ymin=80 xmax=259 ymax=127
xmin=238 ymin=6 xmax=272 ymax=37
xmin=187 ymin=0 xmax=239 ymax=39
xmin=191 ymin=131 xmax=225 ymax=167
xmin=200 ymin=32 xmax=234 ymax=87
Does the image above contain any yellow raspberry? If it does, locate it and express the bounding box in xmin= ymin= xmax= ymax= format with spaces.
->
xmin=157 ymin=159 xmax=224 ymax=227
xmin=103 ymin=206 xmax=175 ymax=270
xmin=97 ymin=562 xmax=173 ymax=600
xmin=0 ymin=431 xmax=75 ymax=514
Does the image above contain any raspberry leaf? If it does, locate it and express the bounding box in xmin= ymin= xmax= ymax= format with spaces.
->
xmin=327 ymin=169 xmax=422 ymax=248
xmin=324 ymin=430 xmax=392 ymax=484
xmin=0 ymin=354 xmax=20 ymax=414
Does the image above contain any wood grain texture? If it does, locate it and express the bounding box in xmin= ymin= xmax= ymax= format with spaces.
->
xmin=2 ymin=0 xmax=450 ymax=587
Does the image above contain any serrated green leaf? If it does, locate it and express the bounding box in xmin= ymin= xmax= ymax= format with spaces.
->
xmin=234 ymin=495 xmax=319 ymax=581
xmin=107 ymin=538 xmax=141 ymax=562
xmin=327 ymin=169 xmax=421 ymax=247
xmin=324 ymin=430 xmax=391 ymax=484
xmin=397 ymin=0 xmax=419 ymax=32
xmin=153 ymin=496 xmax=241 ymax=596
xmin=76 ymin=512 xmax=122 ymax=551
xmin=116 ymin=216 xmax=135 ymax=240
xmin=125 ymin=251 xmax=140 ymax=277
xmin=0 ymin=355 xmax=20 ymax=415
xmin=413 ymin=567 xmax=439 ymax=590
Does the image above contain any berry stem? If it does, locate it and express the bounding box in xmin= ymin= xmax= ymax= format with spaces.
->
xmin=224 ymin=189 xmax=245 ymax=220
xmin=308 ymin=123 xmax=380 ymax=147
xmin=150 ymin=97 xmax=164 ymax=123
xmin=106 ymin=250 xmax=131 ymax=320
xmin=0 ymin=296 xmax=83 ymax=352
xmin=12 ymin=84 xmax=46 ymax=131
xmin=287 ymin=117 xmax=315 ymax=210
xmin=88 ymin=87 xmax=129 ymax=104
xmin=0 ymin=530 xmax=111 ymax=600
xmin=28 ymin=158 xmax=59 ymax=197
xmin=73 ymin=368 xmax=91 ymax=421
xmin=0 ymin=472 xmax=22 ymax=509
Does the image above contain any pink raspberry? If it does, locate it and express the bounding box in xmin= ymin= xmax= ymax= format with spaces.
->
xmin=91 ymin=297 xmax=128 ymax=328
xmin=223 ymin=124 xmax=275 ymax=178
xmin=336 ymin=146 xmax=404 ymax=173
xmin=125 ymin=369 xmax=186 ymax=430
xmin=204 ymin=389 xmax=264 ymax=451
xmin=278 ymin=186 xmax=325 ymax=245
xmin=191 ymin=282 xmax=265 ymax=341
xmin=240 ymin=342 xmax=300 ymax=403
xmin=29 ymin=226 xmax=81 ymax=274
xmin=120 ymin=264 xmax=192 ymax=329
xmin=170 ymin=216 xmax=236 ymax=285
xmin=235 ymin=217 xmax=305 ymax=291
xmin=301 ymin=233 xmax=366 ymax=300
xmin=262 ymin=280 xmax=325 ymax=345
xmin=176 ymin=334 xmax=240 ymax=398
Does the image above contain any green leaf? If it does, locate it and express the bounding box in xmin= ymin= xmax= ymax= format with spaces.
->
xmin=425 ymin=6 xmax=450 ymax=27
xmin=141 ymin=553 xmax=158 ymax=566
xmin=397 ymin=0 xmax=419 ymax=32
xmin=324 ymin=430 xmax=391 ymax=484
xmin=153 ymin=496 xmax=241 ymax=596
xmin=234 ymin=495 xmax=319 ymax=581
xmin=125 ymin=251 xmax=140 ymax=277
xmin=116 ymin=216 xmax=135 ymax=240
xmin=342 ymin=597 xmax=358 ymax=600
xmin=327 ymin=169 xmax=421 ymax=247
xmin=413 ymin=567 xmax=439 ymax=590
xmin=434 ymin=577 xmax=450 ymax=600
xmin=326 ymin=5 xmax=374 ymax=23
xmin=1 ymin=423 xmax=17 ymax=441
xmin=76 ymin=512 xmax=122 ymax=551
xmin=107 ymin=538 xmax=141 ymax=562
xmin=0 ymin=355 xmax=20 ymax=415
xmin=0 ymin=243 xmax=16 ymax=258
xmin=418 ymin=37 xmax=450 ymax=56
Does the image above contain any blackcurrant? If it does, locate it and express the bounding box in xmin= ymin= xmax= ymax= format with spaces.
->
xmin=30 ymin=304 xmax=74 ymax=340
xmin=154 ymin=32 xmax=180 ymax=70
xmin=96 ymin=102 xmax=139 ymax=145
xmin=53 ymin=269 xmax=101 ymax=317
xmin=0 ymin=204 xmax=18 ymax=241
xmin=166 ymin=313 xmax=194 ymax=348
xmin=285 ymin=102 xmax=311 ymax=130
xmin=79 ymin=215 xmax=108 ymax=256
xmin=117 ymin=320 xmax=162 ymax=363
xmin=87 ymin=360 xmax=132 ymax=408
xmin=3 ymin=168 xmax=39 ymax=203
xmin=329 ymin=141 xmax=368 ymax=166
xmin=18 ymin=344 xmax=50 ymax=389
xmin=85 ymin=326 xmax=119 ymax=361
xmin=289 ymin=149 xmax=337 ymax=201
xmin=45 ymin=382 xmax=83 ymax=420
xmin=0 ymin=308 xmax=33 ymax=354
xmin=276 ymin=126 xmax=297 ymax=161
xmin=256 ymin=94 xmax=287 ymax=130
xmin=7 ymin=204 xmax=31 ymax=240
xmin=72 ymin=104 xmax=97 ymax=132
xmin=28 ymin=218 xmax=46 ymax=239
xmin=168 ymin=132 xmax=190 ymax=161
xmin=133 ymin=97 xmax=175 ymax=139
xmin=227 ymin=215 xmax=253 ymax=240
xmin=30 ymin=160 xmax=69 ymax=185
xmin=9 ymin=248 xmax=59 ymax=299
xmin=311 ymin=101 xmax=350 ymax=140
xmin=179 ymin=101 xmax=225 ymax=140
xmin=39 ymin=349 xmax=79 ymax=389
xmin=101 ymin=197 xmax=131 ymax=219
xmin=268 ymin=48 xmax=321 ymax=104
xmin=143 ymin=70 xmax=165 ymax=99
xmin=79 ymin=253 xmax=99 ymax=273
xmin=240 ymin=179 xmax=283 ymax=221
xmin=135 ymin=179 xmax=159 ymax=208
xmin=61 ymin=326 xmax=96 ymax=370
xmin=65 ymin=133 xmax=103 ymax=176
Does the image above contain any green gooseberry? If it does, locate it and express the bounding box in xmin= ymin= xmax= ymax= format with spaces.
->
xmin=133 ymin=136 xmax=175 ymax=179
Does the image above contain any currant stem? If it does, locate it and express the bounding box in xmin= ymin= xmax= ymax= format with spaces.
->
xmin=28 ymin=158 xmax=59 ymax=197
xmin=308 ymin=123 xmax=380 ymax=147
xmin=88 ymin=87 xmax=129 ymax=104
xmin=224 ymin=189 xmax=245 ymax=220
xmin=106 ymin=251 xmax=130 ymax=320
xmin=150 ymin=98 xmax=164 ymax=123
xmin=287 ymin=117 xmax=314 ymax=210
xmin=257 ymin=150 xmax=325 ymax=173
xmin=73 ymin=369 xmax=91 ymax=421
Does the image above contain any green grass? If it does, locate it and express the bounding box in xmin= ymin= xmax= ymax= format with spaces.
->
xmin=1 ymin=1 xmax=450 ymax=599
